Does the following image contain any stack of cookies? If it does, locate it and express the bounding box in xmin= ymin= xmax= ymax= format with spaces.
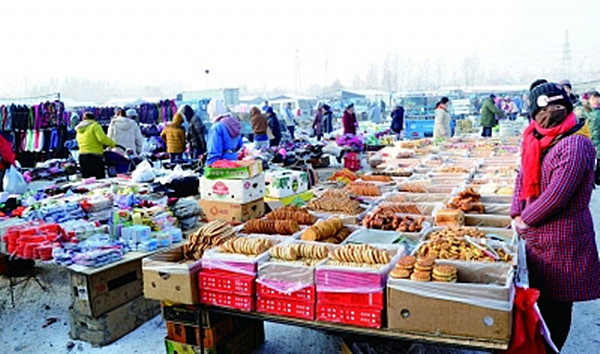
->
xmin=390 ymin=255 xmax=458 ymax=283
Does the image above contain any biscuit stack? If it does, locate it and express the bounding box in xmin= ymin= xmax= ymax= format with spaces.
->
xmin=183 ymin=220 xmax=237 ymax=260
xmin=390 ymin=255 xmax=458 ymax=283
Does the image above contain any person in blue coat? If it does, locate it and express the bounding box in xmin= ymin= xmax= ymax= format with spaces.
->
xmin=206 ymin=99 xmax=243 ymax=166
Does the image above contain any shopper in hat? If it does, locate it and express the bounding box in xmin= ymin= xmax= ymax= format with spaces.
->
xmin=558 ymin=79 xmax=579 ymax=106
xmin=180 ymin=105 xmax=207 ymax=159
xmin=107 ymin=108 xmax=144 ymax=155
xmin=312 ymin=105 xmax=324 ymax=141
xmin=480 ymin=94 xmax=504 ymax=137
xmin=511 ymin=82 xmax=600 ymax=352
xmin=322 ymin=104 xmax=333 ymax=134
xmin=433 ymin=97 xmax=451 ymax=139
xmin=160 ymin=113 xmax=187 ymax=163
xmin=342 ymin=103 xmax=358 ymax=135
xmin=76 ymin=112 xmax=116 ymax=179
xmin=206 ymin=99 xmax=243 ymax=166
xmin=265 ymin=107 xmax=282 ymax=147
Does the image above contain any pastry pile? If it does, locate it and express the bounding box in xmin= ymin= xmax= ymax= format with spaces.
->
xmin=218 ymin=237 xmax=272 ymax=256
xmin=242 ymin=219 xmax=300 ymax=235
xmin=184 ymin=220 xmax=236 ymax=260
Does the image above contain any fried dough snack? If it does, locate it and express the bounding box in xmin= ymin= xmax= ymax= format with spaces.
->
xmin=307 ymin=195 xmax=364 ymax=215
xmin=447 ymin=187 xmax=485 ymax=214
xmin=437 ymin=166 xmax=469 ymax=174
xmin=330 ymin=244 xmax=391 ymax=265
xmin=322 ymin=188 xmax=352 ymax=198
xmin=360 ymin=175 xmax=392 ymax=182
xmin=219 ymin=237 xmax=273 ymax=256
xmin=266 ymin=206 xmax=317 ymax=225
xmin=376 ymin=203 xmax=421 ymax=215
xmin=400 ymin=181 xmax=428 ymax=193
xmin=347 ymin=182 xmax=381 ymax=197
xmin=363 ymin=211 xmax=425 ymax=232
xmin=184 ymin=220 xmax=237 ymax=260
xmin=270 ymin=243 xmax=329 ymax=261
xmin=242 ymin=219 xmax=300 ymax=235
xmin=418 ymin=227 xmax=512 ymax=262
xmin=301 ymin=218 xmax=344 ymax=241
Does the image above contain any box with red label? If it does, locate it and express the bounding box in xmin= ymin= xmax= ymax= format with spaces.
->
xmin=317 ymin=303 xmax=383 ymax=328
xmin=200 ymin=174 xmax=265 ymax=203
xmin=199 ymin=199 xmax=265 ymax=225
xmin=199 ymin=270 xmax=255 ymax=296
xmin=166 ymin=315 xmax=235 ymax=348
xmin=317 ymin=290 xmax=384 ymax=309
xmin=257 ymin=297 xmax=315 ymax=320
xmin=200 ymin=290 xmax=255 ymax=311
xmin=256 ymin=282 xmax=316 ymax=302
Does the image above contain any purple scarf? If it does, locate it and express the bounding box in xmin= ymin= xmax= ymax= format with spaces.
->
xmin=218 ymin=116 xmax=241 ymax=137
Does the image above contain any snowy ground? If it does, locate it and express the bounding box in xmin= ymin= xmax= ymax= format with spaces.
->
xmin=1 ymin=189 xmax=599 ymax=354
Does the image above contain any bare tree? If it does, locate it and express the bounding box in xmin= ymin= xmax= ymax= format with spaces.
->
xmin=351 ymin=73 xmax=362 ymax=89
xmin=365 ymin=63 xmax=379 ymax=89
xmin=461 ymin=55 xmax=480 ymax=88
xmin=381 ymin=52 xmax=398 ymax=93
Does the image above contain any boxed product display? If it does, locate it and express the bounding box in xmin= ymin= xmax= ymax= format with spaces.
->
xmin=204 ymin=160 xmax=263 ymax=179
xmin=387 ymin=261 xmax=514 ymax=340
xmin=142 ymin=246 xmax=203 ymax=304
xmin=200 ymin=174 xmax=265 ymax=203
xmin=265 ymin=170 xmax=309 ymax=198
xmin=199 ymin=198 xmax=265 ymax=224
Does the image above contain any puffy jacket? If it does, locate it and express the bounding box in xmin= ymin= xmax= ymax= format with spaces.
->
xmin=342 ymin=111 xmax=358 ymax=135
xmin=433 ymin=106 xmax=451 ymax=138
xmin=251 ymin=107 xmax=267 ymax=135
xmin=0 ymin=135 xmax=15 ymax=169
xmin=268 ymin=114 xmax=282 ymax=139
xmin=76 ymin=119 xmax=116 ymax=155
xmin=187 ymin=116 xmax=208 ymax=153
xmin=206 ymin=116 xmax=243 ymax=165
xmin=107 ymin=117 xmax=144 ymax=154
xmin=160 ymin=113 xmax=186 ymax=154
xmin=480 ymin=98 xmax=504 ymax=128
xmin=390 ymin=106 xmax=404 ymax=133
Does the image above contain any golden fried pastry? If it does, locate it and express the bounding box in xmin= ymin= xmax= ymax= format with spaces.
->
xmin=184 ymin=220 xmax=237 ymax=260
xmin=347 ymin=182 xmax=382 ymax=197
xmin=242 ymin=219 xmax=300 ymax=235
xmin=301 ymin=218 xmax=344 ymax=241
xmin=266 ymin=207 xmax=317 ymax=225
xmin=410 ymin=271 xmax=431 ymax=282
xmin=390 ymin=268 xmax=411 ymax=279
xmin=219 ymin=237 xmax=272 ymax=256
xmin=307 ymin=195 xmax=364 ymax=215
xmin=360 ymin=175 xmax=392 ymax=182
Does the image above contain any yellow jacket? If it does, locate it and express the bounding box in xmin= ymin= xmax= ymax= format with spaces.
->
xmin=76 ymin=119 xmax=116 ymax=155
xmin=161 ymin=113 xmax=186 ymax=153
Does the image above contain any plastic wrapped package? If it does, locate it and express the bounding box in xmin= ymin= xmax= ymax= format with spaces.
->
xmin=201 ymin=236 xmax=287 ymax=276
xmin=379 ymin=191 xmax=451 ymax=204
xmin=315 ymin=245 xmax=404 ymax=293
xmin=257 ymin=241 xmax=339 ymax=293
xmin=387 ymin=260 xmax=514 ymax=312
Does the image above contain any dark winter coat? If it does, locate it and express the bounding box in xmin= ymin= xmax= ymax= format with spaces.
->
xmin=390 ymin=106 xmax=405 ymax=133
xmin=480 ymin=98 xmax=504 ymax=128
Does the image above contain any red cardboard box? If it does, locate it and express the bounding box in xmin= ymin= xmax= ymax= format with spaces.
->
xmin=257 ymin=297 xmax=315 ymax=320
xmin=317 ymin=304 xmax=383 ymax=328
xmin=317 ymin=290 xmax=384 ymax=309
xmin=201 ymin=290 xmax=255 ymax=312
xmin=256 ymin=283 xmax=316 ymax=302
xmin=199 ymin=270 xmax=255 ymax=296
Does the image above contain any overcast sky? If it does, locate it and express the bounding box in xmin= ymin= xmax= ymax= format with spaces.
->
xmin=0 ymin=0 xmax=598 ymax=97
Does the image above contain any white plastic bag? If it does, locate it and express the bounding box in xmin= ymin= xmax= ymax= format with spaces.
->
xmin=131 ymin=160 xmax=155 ymax=183
xmin=3 ymin=166 xmax=28 ymax=194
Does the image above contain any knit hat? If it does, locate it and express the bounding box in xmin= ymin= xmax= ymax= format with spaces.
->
xmin=126 ymin=109 xmax=138 ymax=118
xmin=207 ymin=99 xmax=227 ymax=123
xmin=529 ymin=82 xmax=573 ymax=119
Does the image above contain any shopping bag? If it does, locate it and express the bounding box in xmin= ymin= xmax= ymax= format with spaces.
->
xmin=131 ymin=159 xmax=155 ymax=183
xmin=3 ymin=166 xmax=27 ymax=194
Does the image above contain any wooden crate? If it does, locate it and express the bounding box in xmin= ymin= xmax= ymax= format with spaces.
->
xmin=69 ymin=295 xmax=160 ymax=347
xmin=69 ymin=253 xmax=147 ymax=318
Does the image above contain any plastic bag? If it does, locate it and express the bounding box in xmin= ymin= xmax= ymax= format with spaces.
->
xmin=3 ymin=166 xmax=27 ymax=194
xmin=131 ymin=160 xmax=155 ymax=183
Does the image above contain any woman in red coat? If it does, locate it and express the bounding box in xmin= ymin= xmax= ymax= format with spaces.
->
xmin=511 ymin=82 xmax=600 ymax=352
xmin=0 ymin=134 xmax=16 ymax=192
xmin=342 ymin=103 xmax=358 ymax=135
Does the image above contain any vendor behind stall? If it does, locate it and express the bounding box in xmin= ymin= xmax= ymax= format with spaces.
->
xmin=511 ymin=82 xmax=600 ymax=353
xmin=75 ymin=112 xmax=116 ymax=179
xmin=206 ymin=99 xmax=243 ymax=166
xmin=0 ymin=133 xmax=16 ymax=191
xmin=161 ymin=113 xmax=187 ymax=163
xmin=250 ymin=106 xmax=269 ymax=149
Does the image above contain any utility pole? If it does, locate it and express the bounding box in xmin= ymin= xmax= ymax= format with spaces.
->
xmin=562 ymin=30 xmax=572 ymax=79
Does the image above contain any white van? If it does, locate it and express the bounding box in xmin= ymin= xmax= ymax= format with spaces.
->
xmin=269 ymin=97 xmax=316 ymax=125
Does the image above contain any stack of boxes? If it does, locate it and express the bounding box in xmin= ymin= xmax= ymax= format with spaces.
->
xmin=264 ymin=169 xmax=312 ymax=207
xmin=199 ymin=160 xmax=265 ymax=224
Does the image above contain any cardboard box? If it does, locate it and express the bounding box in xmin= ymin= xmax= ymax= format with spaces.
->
xmin=265 ymin=170 xmax=309 ymax=198
xmin=162 ymin=303 xmax=225 ymax=328
xmin=69 ymin=296 xmax=160 ymax=347
xmin=69 ymin=257 xmax=143 ymax=318
xmin=264 ymin=190 xmax=314 ymax=208
xmin=165 ymin=338 xmax=217 ymax=354
xmin=200 ymin=174 xmax=265 ymax=203
xmin=166 ymin=316 xmax=235 ymax=348
xmin=204 ymin=160 xmax=263 ymax=180
xmin=200 ymin=199 xmax=265 ymax=225
xmin=256 ymin=283 xmax=315 ymax=302
xmin=386 ymin=262 xmax=513 ymax=340
xmin=317 ymin=290 xmax=384 ymax=309
xmin=142 ymin=246 xmax=202 ymax=305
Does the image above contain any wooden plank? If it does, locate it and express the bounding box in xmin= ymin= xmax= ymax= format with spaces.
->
xmin=202 ymin=306 xmax=508 ymax=351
